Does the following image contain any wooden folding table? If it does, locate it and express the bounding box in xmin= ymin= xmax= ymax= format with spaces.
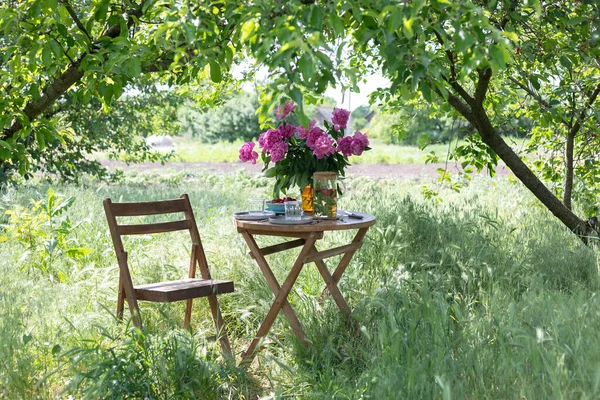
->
xmin=234 ymin=212 xmax=376 ymax=365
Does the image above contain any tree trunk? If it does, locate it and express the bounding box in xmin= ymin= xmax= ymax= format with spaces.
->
xmin=447 ymin=92 xmax=586 ymax=233
xmin=563 ymin=129 xmax=575 ymax=210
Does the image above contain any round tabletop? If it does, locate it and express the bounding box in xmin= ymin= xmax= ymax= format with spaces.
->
xmin=234 ymin=211 xmax=376 ymax=233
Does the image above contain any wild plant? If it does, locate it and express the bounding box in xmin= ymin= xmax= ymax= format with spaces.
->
xmin=2 ymin=188 xmax=92 ymax=280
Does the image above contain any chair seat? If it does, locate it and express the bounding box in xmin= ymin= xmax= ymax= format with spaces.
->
xmin=134 ymin=278 xmax=234 ymax=303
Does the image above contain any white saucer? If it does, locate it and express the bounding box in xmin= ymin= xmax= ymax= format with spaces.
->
xmin=234 ymin=211 xmax=275 ymax=221
xmin=268 ymin=216 xmax=313 ymax=225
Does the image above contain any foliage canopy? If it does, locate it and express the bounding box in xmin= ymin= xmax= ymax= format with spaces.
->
xmin=2 ymin=0 xmax=600 ymax=236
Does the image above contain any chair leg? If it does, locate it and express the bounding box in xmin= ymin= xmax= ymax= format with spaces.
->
xmin=116 ymin=271 xmax=125 ymax=320
xmin=125 ymin=296 xmax=143 ymax=329
xmin=184 ymin=298 xmax=193 ymax=329
xmin=207 ymin=295 xmax=233 ymax=358
xmin=121 ymin=267 xmax=143 ymax=329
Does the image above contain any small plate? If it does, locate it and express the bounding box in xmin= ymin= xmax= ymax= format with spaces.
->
xmin=234 ymin=211 xmax=275 ymax=221
xmin=268 ymin=215 xmax=313 ymax=225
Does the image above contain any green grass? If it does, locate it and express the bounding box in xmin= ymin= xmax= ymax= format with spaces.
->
xmin=1 ymin=171 xmax=599 ymax=398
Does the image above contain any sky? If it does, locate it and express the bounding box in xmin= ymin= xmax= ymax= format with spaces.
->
xmin=324 ymin=74 xmax=390 ymax=111
xmin=236 ymin=62 xmax=389 ymax=112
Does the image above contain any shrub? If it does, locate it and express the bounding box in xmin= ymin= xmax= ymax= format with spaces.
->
xmin=182 ymin=92 xmax=261 ymax=143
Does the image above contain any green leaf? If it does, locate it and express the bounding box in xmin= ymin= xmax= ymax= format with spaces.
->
xmin=57 ymin=23 xmax=68 ymax=38
xmin=240 ymin=20 xmax=256 ymax=43
xmin=264 ymin=167 xmax=277 ymax=178
xmin=52 ymin=196 xmax=75 ymax=216
xmin=298 ymin=54 xmax=313 ymax=80
xmin=49 ymin=41 xmax=62 ymax=58
xmin=489 ymin=45 xmax=507 ymax=70
xmin=330 ymin=14 xmax=344 ymax=37
xmin=51 ymin=344 xmax=62 ymax=355
xmin=209 ymin=61 xmax=222 ymax=82
xmin=0 ymin=140 xmax=13 ymax=151
xmin=389 ymin=8 xmax=403 ymax=32
xmin=420 ymin=80 xmax=432 ymax=102
xmin=566 ymin=17 xmax=588 ymax=26
xmin=42 ymin=46 xmax=52 ymax=67
xmin=130 ymin=56 xmax=141 ymax=77
xmin=66 ymin=247 xmax=94 ymax=257
xmin=93 ymin=0 xmax=109 ymax=23
xmin=559 ymin=55 xmax=572 ymax=69
xmin=403 ymin=17 xmax=414 ymax=38
xmin=501 ymin=31 xmax=519 ymax=43
xmin=23 ymin=334 xmax=33 ymax=345
xmin=309 ymin=6 xmax=323 ymax=30
xmin=35 ymin=130 xmax=46 ymax=149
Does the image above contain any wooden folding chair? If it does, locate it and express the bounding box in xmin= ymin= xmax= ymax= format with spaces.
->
xmin=103 ymin=194 xmax=233 ymax=356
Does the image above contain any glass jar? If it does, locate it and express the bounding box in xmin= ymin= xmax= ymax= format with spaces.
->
xmin=301 ymin=184 xmax=314 ymax=215
xmin=313 ymin=172 xmax=337 ymax=217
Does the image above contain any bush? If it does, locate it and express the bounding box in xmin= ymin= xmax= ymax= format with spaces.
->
xmin=182 ymin=92 xmax=261 ymax=143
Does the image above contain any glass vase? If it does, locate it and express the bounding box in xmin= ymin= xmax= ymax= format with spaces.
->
xmin=301 ymin=184 xmax=314 ymax=215
xmin=313 ymin=172 xmax=337 ymax=217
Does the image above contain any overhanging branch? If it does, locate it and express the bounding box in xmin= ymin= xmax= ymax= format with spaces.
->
xmin=2 ymin=0 xmax=149 ymax=141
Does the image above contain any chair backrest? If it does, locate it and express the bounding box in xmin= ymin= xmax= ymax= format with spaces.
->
xmin=103 ymin=194 xmax=209 ymax=279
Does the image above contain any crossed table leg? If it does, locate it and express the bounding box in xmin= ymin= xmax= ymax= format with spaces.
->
xmin=238 ymin=227 xmax=369 ymax=366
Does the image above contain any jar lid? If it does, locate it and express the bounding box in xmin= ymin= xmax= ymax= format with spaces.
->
xmin=313 ymin=172 xmax=337 ymax=179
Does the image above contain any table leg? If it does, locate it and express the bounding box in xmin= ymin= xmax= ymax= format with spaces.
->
xmin=241 ymin=232 xmax=319 ymax=365
xmin=311 ymin=244 xmax=351 ymax=317
xmin=319 ymin=227 xmax=369 ymax=301
xmin=240 ymin=231 xmax=308 ymax=346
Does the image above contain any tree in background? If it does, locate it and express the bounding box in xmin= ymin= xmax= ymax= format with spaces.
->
xmin=180 ymin=91 xmax=261 ymax=143
xmin=350 ymin=105 xmax=371 ymax=131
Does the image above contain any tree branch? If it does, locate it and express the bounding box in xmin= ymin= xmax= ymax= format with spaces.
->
xmin=508 ymin=76 xmax=552 ymax=109
xmin=432 ymin=25 xmax=475 ymax=105
xmin=2 ymin=0 xmax=149 ymax=140
xmin=569 ymin=83 xmax=600 ymax=139
xmin=446 ymin=92 xmax=477 ymax=127
xmin=60 ymin=0 xmax=94 ymax=47
xmin=474 ymin=67 xmax=492 ymax=106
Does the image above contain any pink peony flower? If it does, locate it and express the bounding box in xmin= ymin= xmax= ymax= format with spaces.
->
xmin=336 ymin=136 xmax=354 ymax=157
xmin=269 ymin=141 xmax=288 ymax=163
xmin=280 ymin=124 xmax=297 ymax=139
xmin=297 ymin=120 xmax=317 ymax=139
xmin=306 ymin=128 xmax=325 ymax=150
xmin=331 ymin=108 xmax=350 ymax=129
xmin=262 ymin=128 xmax=283 ymax=151
xmin=275 ymin=101 xmax=296 ymax=119
xmin=351 ymin=131 xmax=369 ymax=156
xmin=239 ymin=142 xmax=259 ymax=164
xmin=313 ymin=135 xmax=336 ymax=159
xmin=258 ymin=132 xmax=266 ymax=149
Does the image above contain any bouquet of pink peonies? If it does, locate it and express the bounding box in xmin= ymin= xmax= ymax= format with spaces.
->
xmin=239 ymin=101 xmax=370 ymax=195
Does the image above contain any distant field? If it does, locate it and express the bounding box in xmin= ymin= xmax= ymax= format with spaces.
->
xmin=173 ymin=136 xmax=527 ymax=164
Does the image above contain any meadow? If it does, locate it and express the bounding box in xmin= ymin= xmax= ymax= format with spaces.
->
xmin=1 ymin=170 xmax=599 ymax=399
xmin=171 ymin=137 xmax=491 ymax=165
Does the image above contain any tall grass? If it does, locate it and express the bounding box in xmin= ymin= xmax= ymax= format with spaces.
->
xmin=1 ymin=172 xmax=599 ymax=398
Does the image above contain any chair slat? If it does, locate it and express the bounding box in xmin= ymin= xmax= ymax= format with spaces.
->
xmin=110 ymin=198 xmax=188 ymax=216
xmin=117 ymin=220 xmax=192 ymax=235
xmin=135 ymin=278 xmax=235 ymax=302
